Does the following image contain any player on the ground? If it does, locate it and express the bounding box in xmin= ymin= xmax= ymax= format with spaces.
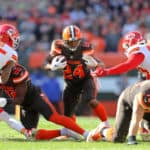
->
xmin=87 ymin=80 xmax=150 ymax=144
xmin=45 ymin=25 xmax=109 ymax=129
xmin=93 ymin=31 xmax=150 ymax=79
xmin=0 ymin=62 xmax=100 ymax=141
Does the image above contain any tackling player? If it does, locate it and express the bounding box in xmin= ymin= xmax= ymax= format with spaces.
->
xmin=0 ymin=24 xmax=32 ymax=139
xmin=45 ymin=25 xmax=109 ymax=128
xmin=93 ymin=31 xmax=150 ymax=79
xmin=87 ymin=80 xmax=150 ymax=144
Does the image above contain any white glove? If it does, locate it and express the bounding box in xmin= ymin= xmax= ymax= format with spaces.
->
xmin=82 ymin=55 xmax=98 ymax=68
xmin=0 ymin=97 xmax=7 ymax=107
xmin=50 ymin=55 xmax=67 ymax=71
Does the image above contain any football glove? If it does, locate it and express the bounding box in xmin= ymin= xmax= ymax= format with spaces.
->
xmin=50 ymin=55 xmax=67 ymax=71
xmin=82 ymin=55 xmax=98 ymax=68
xmin=92 ymin=67 xmax=108 ymax=77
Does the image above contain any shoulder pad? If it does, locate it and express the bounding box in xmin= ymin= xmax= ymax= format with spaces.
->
xmin=81 ymin=40 xmax=91 ymax=48
xmin=50 ymin=39 xmax=63 ymax=56
xmin=12 ymin=64 xmax=29 ymax=84
xmin=81 ymin=41 xmax=94 ymax=55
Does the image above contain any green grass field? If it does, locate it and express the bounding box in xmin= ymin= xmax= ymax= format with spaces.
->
xmin=0 ymin=116 xmax=149 ymax=150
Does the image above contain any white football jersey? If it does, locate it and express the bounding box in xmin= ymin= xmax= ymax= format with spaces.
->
xmin=0 ymin=43 xmax=18 ymax=69
xmin=126 ymin=44 xmax=150 ymax=79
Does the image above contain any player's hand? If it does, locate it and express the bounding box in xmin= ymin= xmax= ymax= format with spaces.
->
xmin=92 ymin=67 xmax=108 ymax=77
xmin=51 ymin=55 xmax=67 ymax=71
xmin=82 ymin=55 xmax=98 ymax=68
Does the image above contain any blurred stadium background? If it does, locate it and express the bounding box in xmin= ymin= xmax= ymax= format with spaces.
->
xmin=1 ymin=0 xmax=150 ymax=117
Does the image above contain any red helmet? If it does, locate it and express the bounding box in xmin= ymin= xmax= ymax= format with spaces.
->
xmin=0 ymin=24 xmax=20 ymax=49
xmin=122 ymin=31 xmax=145 ymax=49
xmin=62 ymin=25 xmax=82 ymax=51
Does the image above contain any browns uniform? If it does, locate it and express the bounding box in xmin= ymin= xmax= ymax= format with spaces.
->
xmin=0 ymin=64 xmax=51 ymax=128
xmin=0 ymin=63 xmax=91 ymax=138
xmin=47 ymin=39 xmax=97 ymax=116
xmin=46 ymin=25 xmax=109 ymax=125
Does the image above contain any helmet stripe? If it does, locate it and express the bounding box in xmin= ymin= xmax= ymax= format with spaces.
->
xmin=69 ymin=25 xmax=75 ymax=40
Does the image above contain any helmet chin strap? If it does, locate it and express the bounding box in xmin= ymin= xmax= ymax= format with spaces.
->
xmin=67 ymin=40 xmax=81 ymax=52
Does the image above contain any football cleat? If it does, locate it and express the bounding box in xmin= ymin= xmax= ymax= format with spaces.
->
xmin=86 ymin=122 xmax=110 ymax=142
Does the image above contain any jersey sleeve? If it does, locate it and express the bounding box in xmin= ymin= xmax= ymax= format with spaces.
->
xmin=50 ymin=39 xmax=62 ymax=56
xmin=82 ymin=41 xmax=94 ymax=55
xmin=12 ymin=65 xmax=29 ymax=84
xmin=107 ymin=53 xmax=145 ymax=75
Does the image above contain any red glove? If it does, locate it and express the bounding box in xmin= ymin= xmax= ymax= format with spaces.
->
xmin=92 ymin=67 xmax=108 ymax=77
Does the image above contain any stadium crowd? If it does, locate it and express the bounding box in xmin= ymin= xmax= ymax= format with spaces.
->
xmin=0 ymin=0 xmax=150 ymax=66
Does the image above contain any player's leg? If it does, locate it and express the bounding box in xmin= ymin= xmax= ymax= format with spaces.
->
xmin=0 ymin=108 xmax=31 ymax=139
xmin=32 ymin=92 xmax=89 ymax=140
xmin=20 ymin=106 xmax=39 ymax=129
xmin=34 ymin=128 xmax=82 ymax=140
xmin=112 ymin=94 xmax=132 ymax=142
xmin=63 ymin=86 xmax=80 ymax=119
xmin=87 ymin=93 xmax=132 ymax=142
xmin=82 ymin=77 xmax=109 ymax=125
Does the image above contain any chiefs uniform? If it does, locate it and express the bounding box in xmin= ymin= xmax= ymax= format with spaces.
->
xmin=0 ymin=42 xmax=18 ymax=70
xmin=47 ymin=39 xmax=99 ymax=116
xmin=93 ymin=31 xmax=150 ymax=79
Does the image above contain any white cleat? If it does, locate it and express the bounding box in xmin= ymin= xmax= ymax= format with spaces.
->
xmin=86 ymin=128 xmax=102 ymax=142
xmin=86 ymin=122 xmax=110 ymax=142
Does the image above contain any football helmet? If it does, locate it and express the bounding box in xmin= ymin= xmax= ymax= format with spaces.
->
xmin=62 ymin=25 xmax=82 ymax=51
xmin=0 ymin=24 xmax=20 ymax=49
xmin=122 ymin=31 xmax=145 ymax=50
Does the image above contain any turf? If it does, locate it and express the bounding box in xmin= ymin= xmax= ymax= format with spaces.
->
xmin=0 ymin=116 xmax=149 ymax=150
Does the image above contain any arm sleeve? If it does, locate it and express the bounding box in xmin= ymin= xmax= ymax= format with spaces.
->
xmin=107 ymin=53 xmax=145 ymax=75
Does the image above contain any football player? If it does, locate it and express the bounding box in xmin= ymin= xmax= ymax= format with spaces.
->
xmin=0 ymin=24 xmax=33 ymax=139
xmin=0 ymin=24 xmax=19 ymax=84
xmin=93 ymin=31 xmax=150 ymax=79
xmin=0 ymin=62 xmax=101 ymax=141
xmin=45 ymin=25 xmax=109 ymax=128
xmin=87 ymin=80 xmax=150 ymax=144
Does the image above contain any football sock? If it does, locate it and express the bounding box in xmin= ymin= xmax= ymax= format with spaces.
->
xmin=93 ymin=103 xmax=108 ymax=121
xmin=49 ymin=113 xmax=85 ymax=135
xmin=60 ymin=128 xmax=82 ymax=140
xmin=83 ymin=131 xmax=89 ymax=139
xmin=70 ymin=115 xmax=76 ymax=122
xmin=35 ymin=129 xmax=60 ymax=140
xmin=0 ymin=111 xmax=24 ymax=132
